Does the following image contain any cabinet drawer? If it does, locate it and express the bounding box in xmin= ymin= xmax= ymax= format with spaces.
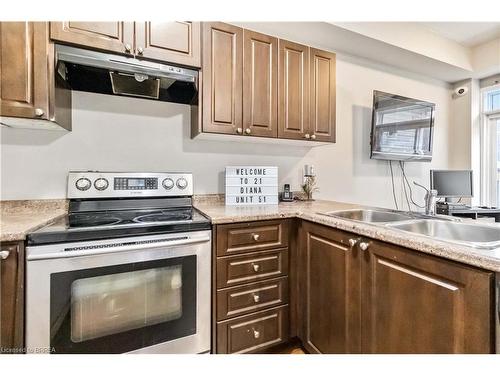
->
xmin=217 ymin=277 xmax=288 ymax=321
xmin=217 ymin=305 xmax=289 ymax=354
xmin=217 ymin=220 xmax=289 ymax=256
xmin=217 ymin=248 xmax=288 ymax=289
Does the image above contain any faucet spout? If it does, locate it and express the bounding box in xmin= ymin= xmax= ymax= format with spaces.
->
xmin=413 ymin=182 xmax=438 ymax=216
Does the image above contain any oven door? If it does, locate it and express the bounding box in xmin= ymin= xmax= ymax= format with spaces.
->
xmin=26 ymin=231 xmax=211 ymax=354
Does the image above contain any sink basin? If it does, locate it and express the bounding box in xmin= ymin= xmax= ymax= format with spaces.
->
xmin=388 ymin=220 xmax=500 ymax=250
xmin=324 ymin=209 xmax=414 ymax=223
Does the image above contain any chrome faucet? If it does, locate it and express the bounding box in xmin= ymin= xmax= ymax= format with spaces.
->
xmin=413 ymin=182 xmax=438 ymax=216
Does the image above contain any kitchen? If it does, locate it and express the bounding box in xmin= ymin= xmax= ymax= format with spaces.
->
xmin=1 ymin=1 xmax=500 ymax=373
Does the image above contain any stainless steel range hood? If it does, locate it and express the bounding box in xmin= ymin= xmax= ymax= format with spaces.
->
xmin=55 ymin=44 xmax=198 ymax=104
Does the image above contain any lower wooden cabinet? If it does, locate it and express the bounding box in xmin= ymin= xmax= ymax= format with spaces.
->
xmin=361 ymin=238 xmax=493 ymax=354
xmin=214 ymin=220 xmax=292 ymax=353
xmin=300 ymin=221 xmax=360 ymax=353
xmin=217 ymin=305 xmax=289 ymax=354
xmin=299 ymin=221 xmax=494 ymax=354
xmin=0 ymin=241 xmax=24 ymax=353
xmin=217 ymin=277 xmax=289 ymax=321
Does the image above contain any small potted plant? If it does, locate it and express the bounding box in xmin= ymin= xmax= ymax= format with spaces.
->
xmin=301 ymin=171 xmax=318 ymax=201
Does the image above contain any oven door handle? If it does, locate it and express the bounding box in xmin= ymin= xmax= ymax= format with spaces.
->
xmin=27 ymin=235 xmax=211 ymax=260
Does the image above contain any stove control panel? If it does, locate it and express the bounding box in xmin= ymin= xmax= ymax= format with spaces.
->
xmin=68 ymin=172 xmax=193 ymax=199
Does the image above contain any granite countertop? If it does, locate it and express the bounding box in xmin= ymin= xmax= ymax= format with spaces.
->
xmin=0 ymin=200 xmax=68 ymax=242
xmin=194 ymin=196 xmax=500 ymax=273
xmin=1 ymin=196 xmax=499 ymax=272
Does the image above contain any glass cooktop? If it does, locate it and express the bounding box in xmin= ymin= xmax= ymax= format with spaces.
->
xmin=27 ymin=207 xmax=211 ymax=245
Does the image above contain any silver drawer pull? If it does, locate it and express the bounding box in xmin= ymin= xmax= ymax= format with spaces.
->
xmin=0 ymin=250 xmax=10 ymax=260
xmin=252 ymin=329 xmax=260 ymax=339
xmin=348 ymin=238 xmax=357 ymax=247
xmin=359 ymin=242 xmax=370 ymax=251
xmin=252 ymin=263 xmax=260 ymax=272
xmin=252 ymin=294 xmax=260 ymax=303
xmin=252 ymin=233 xmax=260 ymax=241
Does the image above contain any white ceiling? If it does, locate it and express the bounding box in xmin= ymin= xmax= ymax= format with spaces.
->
xmin=419 ymin=22 xmax=500 ymax=47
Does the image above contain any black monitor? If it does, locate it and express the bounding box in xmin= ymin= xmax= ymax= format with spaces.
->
xmin=430 ymin=170 xmax=473 ymax=202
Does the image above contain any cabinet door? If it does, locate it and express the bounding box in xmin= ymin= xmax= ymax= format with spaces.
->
xmin=50 ymin=22 xmax=134 ymax=55
xmin=0 ymin=242 xmax=24 ymax=352
xmin=242 ymin=30 xmax=277 ymax=138
xmin=361 ymin=239 xmax=493 ymax=353
xmin=134 ymin=22 xmax=201 ymax=67
xmin=310 ymin=48 xmax=336 ymax=143
xmin=300 ymin=222 xmax=361 ymax=353
xmin=202 ymin=22 xmax=242 ymax=135
xmin=0 ymin=22 xmax=50 ymax=119
xmin=278 ymin=39 xmax=309 ymax=140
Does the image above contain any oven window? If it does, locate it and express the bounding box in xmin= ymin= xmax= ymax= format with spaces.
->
xmin=50 ymin=256 xmax=196 ymax=353
xmin=71 ymin=265 xmax=183 ymax=343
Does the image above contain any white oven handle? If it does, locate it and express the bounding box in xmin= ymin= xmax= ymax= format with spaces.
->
xmin=27 ymin=235 xmax=210 ymax=261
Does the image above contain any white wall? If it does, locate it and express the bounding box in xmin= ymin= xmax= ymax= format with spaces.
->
xmin=1 ymin=51 xmax=458 ymax=210
xmin=308 ymin=54 xmax=453 ymax=208
xmin=0 ymin=92 xmax=309 ymax=199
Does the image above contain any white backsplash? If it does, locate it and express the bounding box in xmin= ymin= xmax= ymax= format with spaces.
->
xmin=1 ymin=55 xmax=458 ymax=209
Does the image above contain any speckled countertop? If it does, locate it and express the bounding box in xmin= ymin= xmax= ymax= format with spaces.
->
xmin=1 ymin=197 xmax=499 ymax=272
xmin=193 ymin=196 xmax=500 ymax=273
xmin=0 ymin=200 xmax=68 ymax=242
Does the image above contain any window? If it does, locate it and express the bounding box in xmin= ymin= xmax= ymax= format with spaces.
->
xmin=497 ymin=120 xmax=500 ymax=204
xmin=481 ymin=87 xmax=500 ymax=206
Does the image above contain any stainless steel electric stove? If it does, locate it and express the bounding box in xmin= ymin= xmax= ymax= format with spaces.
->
xmin=26 ymin=172 xmax=211 ymax=354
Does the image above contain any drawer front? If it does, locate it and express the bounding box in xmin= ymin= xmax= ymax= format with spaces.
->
xmin=217 ymin=277 xmax=289 ymax=321
xmin=217 ymin=248 xmax=288 ymax=289
xmin=217 ymin=220 xmax=289 ymax=256
xmin=217 ymin=305 xmax=289 ymax=354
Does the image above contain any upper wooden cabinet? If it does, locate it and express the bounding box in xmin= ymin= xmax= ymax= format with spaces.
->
xmin=201 ymin=22 xmax=243 ymax=135
xmin=196 ymin=22 xmax=336 ymax=144
xmin=50 ymin=21 xmax=201 ymax=67
xmin=50 ymin=22 xmax=134 ymax=55
xmin=309 ymin=48 xmax=336 ymax=142
xmin=278 ymin=39 xmax=310 ymax=141
xmin=299 ymin=221 xmax=494 ymax=354
xmin=0 ymin=22 xmax=71 ymax=130
xmin=243 ymin=30 xmax=278 ymax=138
xmin=134 ymin=22 xmax=201 ymax=67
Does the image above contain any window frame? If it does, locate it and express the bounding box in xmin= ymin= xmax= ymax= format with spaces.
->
xmin=480 ymin=84 xmax=500 ymax=206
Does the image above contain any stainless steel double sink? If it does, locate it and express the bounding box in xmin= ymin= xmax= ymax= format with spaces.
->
xmin=322 ymin=209 xmax=500 ymax=250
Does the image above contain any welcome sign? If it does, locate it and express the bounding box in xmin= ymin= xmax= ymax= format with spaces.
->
xmin=225 ymin=166 xmax=278 ymax=205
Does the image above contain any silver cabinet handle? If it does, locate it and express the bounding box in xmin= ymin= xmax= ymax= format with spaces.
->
xmin=304 ymin=133 xmax=311 ymax=139
xmin=252 ymin=263 xmax=260 ymax=272
xmin=35 ymin=108 xmax=44 ymax=117
xmin=0 ymin=250 xmax=10 ymax=260
xmin=348 ymin=238 xmax=358 ymax=247
xmin=252 ymin=329 xmax=260 ymax=339
xmin=137 ymin=47 xmax=144 ymax=54
xmin=359 ymin=242 xmax=370 ymax=251
xmin=236 ymin=128 xmax=243 ymax=134
xmin=310 ymin=134 xmax=316 ymax=140
xmin=252 ymin=233 xmax=260 ymax=241
xmin=253 ymin=294 xmax=260 ymax=303
xmin=125 ymin=44 xmax=132 ymax=52
xmin=245 ymin=128 xmax=251 ymax=135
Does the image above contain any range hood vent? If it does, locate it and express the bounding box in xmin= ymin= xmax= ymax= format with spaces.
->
xmin=55 ymin=44 xmax=198 ymax=105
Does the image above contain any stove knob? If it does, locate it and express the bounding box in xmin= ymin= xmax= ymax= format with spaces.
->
xmin=94 ymin=178 xmax=109 ymax=191
xmin=75 ymin=178 xmax=91 ymax=191
xmin=162 ymin=178 xmax=175 ymax=190
xmin=176 ymin=177 xmax=188 ymax=190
